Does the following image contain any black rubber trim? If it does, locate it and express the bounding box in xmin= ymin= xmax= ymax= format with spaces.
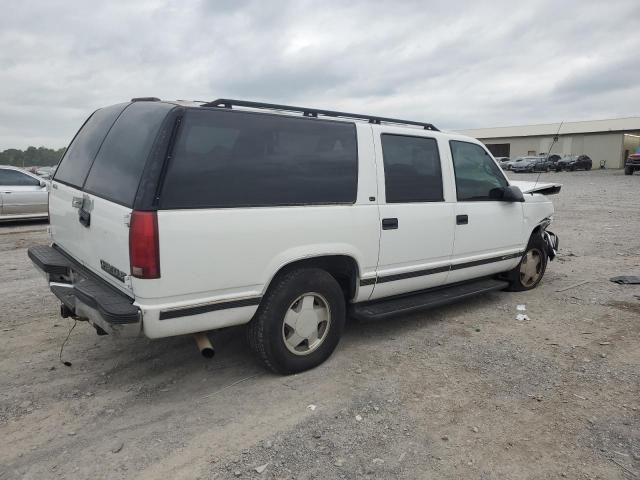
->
xmin=359 ymin=251 xmax=524 ymax=286
xmin=450 ymin=251 xmax=523 ymax=270
xmin=351 ymin=277 xmax=509 ymax=321
xmin=376 ymin=265 xmax=450 ymax=284
xmin=29 ymin=244 xmax=139 ymax=324
xmin=159 ymin=297 xmax=262 ymax=320
xmin=28 ymin=245 xmax=71 ymax=275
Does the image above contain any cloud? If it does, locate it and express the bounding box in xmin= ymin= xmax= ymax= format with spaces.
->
xmin=0 ymin=0 xmax=638 ymax=149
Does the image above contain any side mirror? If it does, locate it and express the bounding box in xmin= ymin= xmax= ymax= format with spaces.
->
xmin=39 ymin=180 xmax=47 ymax=188
xmin=501 ymin=185 xmax=525 ymax=202
xmin=489 ymin=185 xmax=525 ymax=202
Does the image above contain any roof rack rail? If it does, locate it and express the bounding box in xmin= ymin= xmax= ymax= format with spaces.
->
xmin=131 ymin=97 xmax=161 ymax=102
xmin=200 ymin=98 xmax=439 ymax=131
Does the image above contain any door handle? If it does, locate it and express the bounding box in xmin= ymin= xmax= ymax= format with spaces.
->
xmin=382 ymin=218 xmax=398 ymax=230
xmin=72 ymin=196 xmax=83 ymax=208
xmin=456 ymin=214 xmax=469 ymax=225
xmin=78 ymin=208 xmax=91 ymax=227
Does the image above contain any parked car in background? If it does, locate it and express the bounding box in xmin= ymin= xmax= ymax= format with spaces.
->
xmin=0 ymin=165 xmax=49 ymax=222
xmin=541 ymin=154 xmax=561 ymax=166
xmin=555 ymin=154 xmax=592 ymax=171
xmin=511 ymin=156 xmax=549 ymax=173
xmin=625 ymin=153 xmax=640 ymax=175
xmin=35 ymin=166 xmax=56 ymax=179
xmin=495 ymin=157 xmax=510 ymax=169
xmin=501 ymin=157 xmax=526 ymax=170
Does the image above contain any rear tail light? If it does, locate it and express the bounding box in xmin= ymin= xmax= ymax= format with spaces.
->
xmin=129 ymin=211 xmax=160 ymax=279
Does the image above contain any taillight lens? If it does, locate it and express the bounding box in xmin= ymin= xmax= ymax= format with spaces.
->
xmin=129 ymin=211 xmax=160 ymax=279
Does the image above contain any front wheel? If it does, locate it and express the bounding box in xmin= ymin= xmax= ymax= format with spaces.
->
xmin=625 ymin=166 xmax=634 ymax=175
xmin=247 ymin=268 xmax=346 ymax=374
xmin=506 ymin=234 xmax=548 ymax=291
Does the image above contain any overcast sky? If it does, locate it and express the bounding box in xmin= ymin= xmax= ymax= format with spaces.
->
xmin=1 ymin=0 xmax=638 ymax=149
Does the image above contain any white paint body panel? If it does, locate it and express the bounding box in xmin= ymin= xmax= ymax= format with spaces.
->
xmin=43 ymin=113 xmax=556 ymax=340
xmin=49 ymin=181 xmax=133 ymax=295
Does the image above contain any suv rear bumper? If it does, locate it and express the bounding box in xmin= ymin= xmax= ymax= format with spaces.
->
xmin=28 ymin=245 xmax=142 ymax=337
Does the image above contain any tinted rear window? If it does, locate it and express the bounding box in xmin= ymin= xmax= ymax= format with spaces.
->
xmin=83 ymin=102 xmax=173 ymax=206
xmin=159 ymin=109 xmax=358 ymax=208
xmin=381 ymin=134 xmax=443 ymax=203
xmin=54 ymin=103 xmax=127 ymax=187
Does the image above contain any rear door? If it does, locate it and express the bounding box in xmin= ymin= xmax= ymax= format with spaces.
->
xmin=0 ymin=169 xmax=47 ymax=215
xmin=370 ymin=130 xmax=455 ymax=300
xmin=50 ymin=101 xmax=173 ymax=293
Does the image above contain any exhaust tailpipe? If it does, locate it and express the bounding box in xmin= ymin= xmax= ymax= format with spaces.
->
xmin=194 ymin=332 xmax=215 ymax=358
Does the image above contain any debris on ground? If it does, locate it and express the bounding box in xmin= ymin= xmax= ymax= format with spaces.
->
xmin=516 ymin=304 xmax=530 ymax=321
xmin=111 ymin=442 xmax=124 ymax=454
xmin=254 ymin=462 xmax=269 ymax=474
xmin=556 ymin=280 xmax=590 ymax=292
xmin=610 ymin=275 xmax=640 ymax=285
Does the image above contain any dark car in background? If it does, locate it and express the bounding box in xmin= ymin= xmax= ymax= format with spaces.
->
xmin=625 ymin=153 xmax=640 ymax=175
xmin=555 ymin=154 xmax=592 ymax=172
xmin=511 ymin=156 xmax=549 ymax=173
xmin=541 ymin=154 xmax=561 ymax=166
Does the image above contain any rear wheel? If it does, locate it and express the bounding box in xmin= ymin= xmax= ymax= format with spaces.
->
xmin=625 ymin=166 xmax=634 ymax=175
xmin=247 ymin=268 xmax=346 ymax=374
xmin=585 ymin=165 xmax=591 ymax=171
xmin=506 ymin=233 xmax=548 ymax=291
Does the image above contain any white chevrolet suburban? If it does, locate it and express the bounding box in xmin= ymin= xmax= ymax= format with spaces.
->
xmin=29 ymin=98 xmax=559 ymax=374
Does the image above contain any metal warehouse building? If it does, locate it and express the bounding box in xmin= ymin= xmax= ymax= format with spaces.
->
xmin=460 ymin=117 xmax=640 ymax=169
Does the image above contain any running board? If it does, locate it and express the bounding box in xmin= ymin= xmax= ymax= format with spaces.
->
xmin=351 ymin=278 xmax=509 ymax=321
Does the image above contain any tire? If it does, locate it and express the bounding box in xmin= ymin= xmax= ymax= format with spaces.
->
xmin=625 ymin=167 xmax=634 ymax=175
xmin=555 ymin=168 xmax=562 ymax=173
xmin=247 ymin=268 xmax=346 ymax=374
xmin=569 ymin=165 xmax=575 ymax=171
xmin=505 ymin=233 xmax=548 ymax=292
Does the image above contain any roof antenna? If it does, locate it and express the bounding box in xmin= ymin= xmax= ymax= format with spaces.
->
xmin=533 ymin=121 xmax=563 ymax=191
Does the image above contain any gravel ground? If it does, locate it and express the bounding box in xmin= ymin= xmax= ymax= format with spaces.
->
xmin=0 ymin=169 xmax=638 ymax=480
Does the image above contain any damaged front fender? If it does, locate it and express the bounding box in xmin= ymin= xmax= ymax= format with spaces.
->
xmin=542 ymin=229 xmax=559 ymax=261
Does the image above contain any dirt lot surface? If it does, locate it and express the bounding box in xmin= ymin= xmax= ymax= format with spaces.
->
xmin=1 ymin=169 xmax=639 ymax=480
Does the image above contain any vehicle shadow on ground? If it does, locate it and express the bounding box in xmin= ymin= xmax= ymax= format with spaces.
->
xmin=85 ymin=290 xmax=504 ymax=386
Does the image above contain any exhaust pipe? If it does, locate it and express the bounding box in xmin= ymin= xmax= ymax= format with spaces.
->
xmin=194 ymin=332 xmax=215 ymax=358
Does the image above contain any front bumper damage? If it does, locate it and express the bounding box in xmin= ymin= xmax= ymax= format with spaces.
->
xmin=542 ymin=229 xmax=559 ymax=261
xmin=27 ymin=245 xmax=141 ymax=337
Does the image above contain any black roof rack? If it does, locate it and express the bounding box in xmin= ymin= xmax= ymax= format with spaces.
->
xmin=200 ymin=98 xmax=439 ymax=131
xmin=131 ymin=97 xmax=161 ymax=102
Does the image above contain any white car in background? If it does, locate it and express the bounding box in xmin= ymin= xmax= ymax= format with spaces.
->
xmin=0 ymin=165 xmax=49 ymax=222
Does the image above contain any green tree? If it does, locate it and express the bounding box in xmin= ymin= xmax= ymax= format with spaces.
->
xmin=0 ymin=147 xmax=66 ymax=168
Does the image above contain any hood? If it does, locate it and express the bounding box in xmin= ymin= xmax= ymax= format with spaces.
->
xmin=510 ymin=180 xmax=562 ymax=195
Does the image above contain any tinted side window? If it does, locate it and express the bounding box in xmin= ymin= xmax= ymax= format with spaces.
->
xmin=0 ymin=170 xmax=41 ymax=186
xmin=381 ymin=134 xmax=443 ymax=203
xmin=160 ymin=109 xmax=358 ymax=208
xmin=450 ymin=141 xmax=507 ymax=201
xmin=54 ymin=103 xmax=127 ymax=188
xmin=83 ymin=102 xmax=173 ymax=206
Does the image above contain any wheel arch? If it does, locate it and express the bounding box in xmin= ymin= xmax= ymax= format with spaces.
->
xmin=263 ymin=255 xmax=361 ymax=301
